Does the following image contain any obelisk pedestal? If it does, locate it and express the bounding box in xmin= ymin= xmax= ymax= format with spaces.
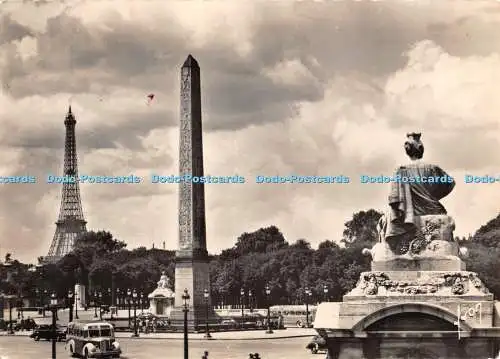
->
xmin=169 ymin=55 xmax=215 ymax=331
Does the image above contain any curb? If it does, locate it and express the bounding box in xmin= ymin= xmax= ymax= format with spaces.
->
xmin=0 ymin=331 xmax=314 ymax=341
xmin=0 ymin=333 xmax=31 ymax=337
xmin=119 ymin=334 xmax=312 ymax=341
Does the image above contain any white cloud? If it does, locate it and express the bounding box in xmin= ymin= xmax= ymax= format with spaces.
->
xmin=263 ymin=59 xmax=319 ymax=88
xmin=386 ymin=40 xmax=500 ymax=130
xmin=13 ymin=36 xmax=38 ymax=61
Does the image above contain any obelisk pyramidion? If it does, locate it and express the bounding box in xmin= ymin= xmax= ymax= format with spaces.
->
xmin=171 ymin=54 xmax=213 ymax=329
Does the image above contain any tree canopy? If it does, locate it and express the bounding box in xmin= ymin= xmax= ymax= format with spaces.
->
xmin=3 ymin=210 xmax=499 ymax=305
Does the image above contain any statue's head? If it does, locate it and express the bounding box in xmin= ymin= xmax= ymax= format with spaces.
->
xmin=404 ymin=132 xmax=424 ymax=160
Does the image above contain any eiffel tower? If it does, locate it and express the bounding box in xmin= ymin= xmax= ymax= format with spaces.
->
xmin=43 ymin=106 xmax=87 ymax=264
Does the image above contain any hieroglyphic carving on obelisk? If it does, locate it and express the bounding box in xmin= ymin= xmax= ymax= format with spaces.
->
xmin=173 ymin=55 xmax=212 ymax=329
xmin=177 ymin=55 xmax=207 ymax=257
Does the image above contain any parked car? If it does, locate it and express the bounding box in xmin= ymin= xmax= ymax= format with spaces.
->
xmin=220 ymin=318 xmax=239 ymax=329
xmin=306 ymin=335 xmax=327 ymax=354
xmin=30 ymin=324 xmax=66 ymax=341
xmin=15 ymin=318 xmax=36 ymax=331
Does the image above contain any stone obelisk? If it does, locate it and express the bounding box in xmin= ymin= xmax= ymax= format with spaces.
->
xmin=171 ymin=55 xmax=212 ymax=329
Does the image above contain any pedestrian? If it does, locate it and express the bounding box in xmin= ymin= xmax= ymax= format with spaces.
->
xmin=202 ymin=350 xmax=209 ymax=359
xmin=248 ymin=354 xmax=254 ymax=359
xmin=254 ymin=353 xmax=261 ymax=359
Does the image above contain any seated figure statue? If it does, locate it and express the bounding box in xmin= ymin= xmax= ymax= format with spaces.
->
xmin=364 ymin=133 xmax=462 ymax=262
xmin=157 ymin=271 xmax=171 ymax=289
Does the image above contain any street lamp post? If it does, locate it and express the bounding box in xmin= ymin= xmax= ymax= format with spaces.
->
xmin=35 ymin=288 xmax=40 ymax=309
xmin=131 ymin=289 xmax=139 ymax=337
xmin=48 ymin=293 xmax=59 ymax=359
xmin=140 ymin=293 xmax=144 ymax=313
xmin=323 ymin=285 xmax=329 ymax=302
xmin=93 ymin=291 xmax=98 ymax=318
xmin=108 ymin=288 xmax=113 ymax=320
xmin=305 ymin=287 xmax=312 ymax=328
xmin=74 ymin=290 xmax=79 ymax=319
xmin=98 ymin=292 xmax=103 ymax=320
xmin=240 ymin=288 xmax=245 ymax=322
xmin=248 ymin=290 xmax=253 ymax=312
xmin=116 ymin=288 xmax=121 ymax=309
xmin=67 ymin=291 xmax=74 ymax=323
xmin=265 ymin=284 xmax=273 ymax=334
xmin=203 ymin=289 xmax=212 ymax=339
xmin=29 ymin=264 xmax=42 ymax=315
xmin=127 ymin=289 xmax=131 ymax=329
xmin=182 ymin=289 xmax=190 ymax=359
xmin=7 ymin=295 xmax=15 ymax=334
xmin=43 ymin=289 xmax=48 ymax=317
xmin=18 ymin=292 xmax=24 ymax=321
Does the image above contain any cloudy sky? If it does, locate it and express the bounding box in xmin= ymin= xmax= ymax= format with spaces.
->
xmin=0 ymin=1 xmax=499 ymax=263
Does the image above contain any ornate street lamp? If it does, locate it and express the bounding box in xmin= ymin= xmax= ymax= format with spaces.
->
xmin=116 ymin=288 xmax=121 ymax=309
xmin=323 ymin=285 xmax=329 ymax=302
xmin=131 ymin=289 xmax=139 ymax=337
xmin=140 ymin=292 xmax=144 ymax=313
xmin=74 ymin=289 xmax=79 ymax=319
xmin=265 ymin=284 xmax=273 ymax=334
xmin=43 ymin=289 xmax=48 ymax=317
xmin=182 ymin=289 xmax=190 ymax=359
xmin=114 ymin=288 xmax=120 ymax=320
xmin=29 ymin=265 xmax=40 ymax=315
xmin=127 ymin=289 xmax=132 ymax=329
xmin=48 ymin=293 xmax=59 ymax=359
xmin=98 ymin=292 xmax=103 ymax=320
xmin=67 ymin=290 xmax=74 ymax=323
xmin=203 ymin=289 xmax=212 ymax=339
xmin=93 ymin=291 xmax=98 ymax=318
xmin=5 ymin=294 xmax=16 ymax=335
xmin=107 ymin=288 xmax=113 ymax=319
xmin=35 ymin=288 xmax=40 ymax=309
xmin=240 ymin=288 xmax=245 ymax=321
xmin=305 ymin=287 xmax=312 ymax=328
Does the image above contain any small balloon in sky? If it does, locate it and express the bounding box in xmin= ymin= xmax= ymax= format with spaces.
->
xmin=146 ymin=93 xmax=155 ymax=105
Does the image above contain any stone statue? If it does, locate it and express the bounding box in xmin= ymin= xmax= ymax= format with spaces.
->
xmin=365 ymin=133 xmax=463 ymax=261
xmin=157 ymin=271 xmax=171 ymax=289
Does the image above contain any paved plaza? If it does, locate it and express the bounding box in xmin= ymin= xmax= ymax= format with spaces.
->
xmin=0 ymin=335 xmax=318 ymax=359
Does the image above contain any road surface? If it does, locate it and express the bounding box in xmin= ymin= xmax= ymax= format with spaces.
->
xmin=0 ymin=336 xmax=321 ymax=359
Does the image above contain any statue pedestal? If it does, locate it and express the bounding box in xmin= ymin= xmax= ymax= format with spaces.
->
xmin=148 ymin=272 xmax=175 ymax=317
xmin=315 ymin=264 xmax=500 ymax=358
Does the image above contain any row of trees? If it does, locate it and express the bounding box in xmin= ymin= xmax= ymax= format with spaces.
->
xmin=1 ymin=210 xmax=499 ymax=307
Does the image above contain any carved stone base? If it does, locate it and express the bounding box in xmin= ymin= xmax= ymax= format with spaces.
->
xmin=366 ymin=214 xmax=466 ymax=271
xmin=346 ymin=271 xmax=491 ymax=298
xmin=372 ymin=256 xmax=465 ymax=271
xmin=417 ymin=214 xmax=455 ymax=242
xmin=315 ymin=271 xmax=497 ymax=335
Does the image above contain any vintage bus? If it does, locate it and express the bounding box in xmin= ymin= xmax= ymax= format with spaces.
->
xmin=269 ymin=304 xmax=316 ymax=328
xmin=65 ymin=321 xmax=121 ymax=358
